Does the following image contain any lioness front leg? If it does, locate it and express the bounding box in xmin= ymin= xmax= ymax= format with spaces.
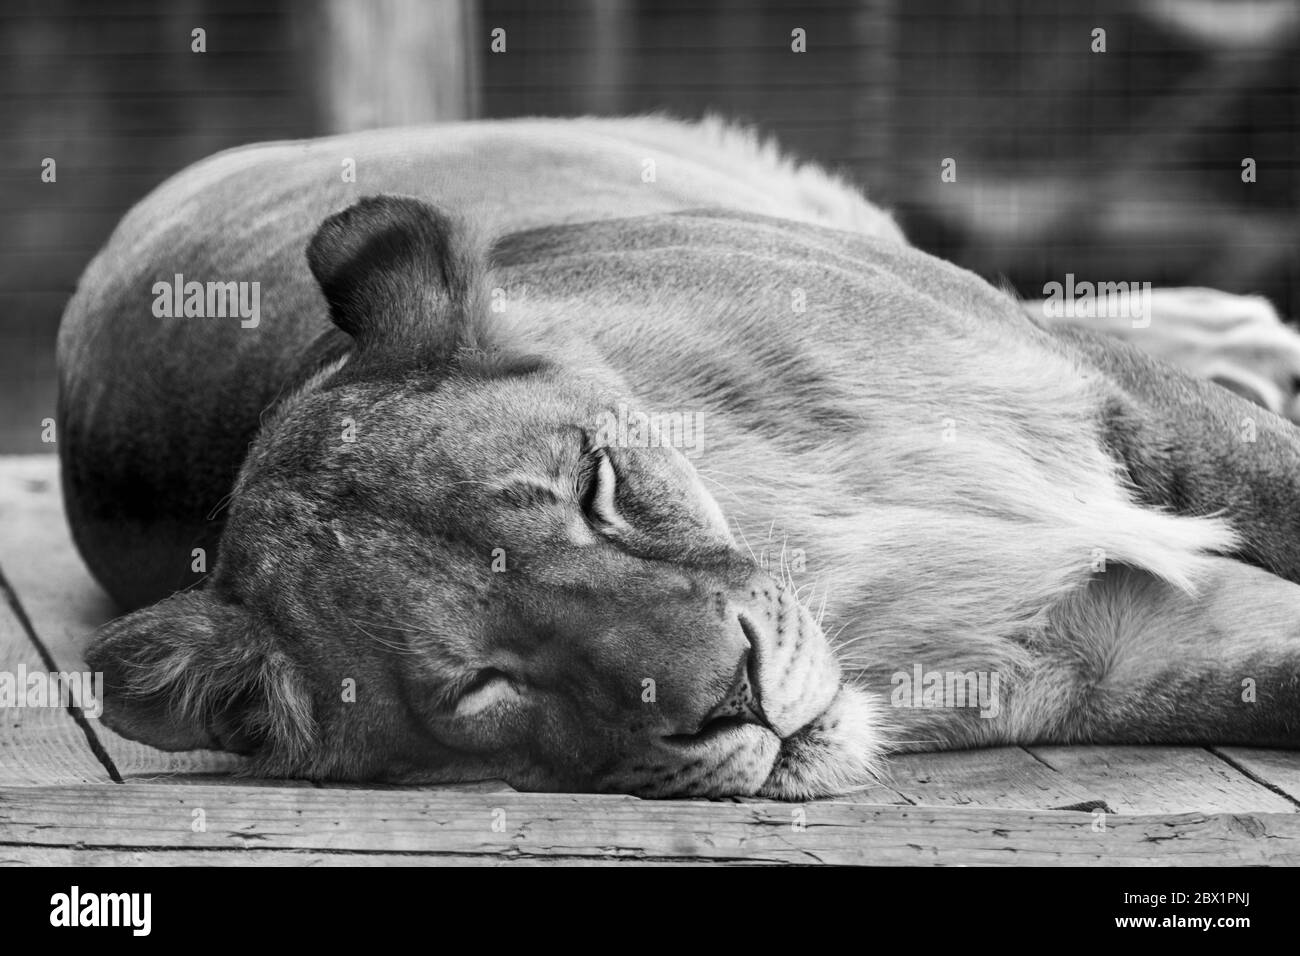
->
xmin=1031 ymin=559 xmax=1300 ymax=749
xmin=883 ymin=558 xmax=1300 ymax=751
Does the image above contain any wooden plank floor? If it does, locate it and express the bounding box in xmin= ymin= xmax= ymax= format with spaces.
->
xmin=2 ymin=454 xmax=1298 ymax=866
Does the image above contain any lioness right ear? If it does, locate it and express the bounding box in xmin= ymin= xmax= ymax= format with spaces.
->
xmin=84 ymin=590 xmax=314 ymax=761
xmin=306 ymin=195 xmax=493 ymax=365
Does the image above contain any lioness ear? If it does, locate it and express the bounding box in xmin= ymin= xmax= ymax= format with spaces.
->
xmin=306 ymin=195 xmax=492 ymax=363
xmin=84 ymin=591 xmax=314 ymax=760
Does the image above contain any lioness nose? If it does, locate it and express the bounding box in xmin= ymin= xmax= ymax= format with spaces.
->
xmin=699 ymin=628 xmax=773 ymax=732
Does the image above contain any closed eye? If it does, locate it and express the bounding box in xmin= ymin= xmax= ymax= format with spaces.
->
xmin=453 ymin=668 xmax=518 ymax=717
xmin=578 ymin=446 xmax=621 ymax=528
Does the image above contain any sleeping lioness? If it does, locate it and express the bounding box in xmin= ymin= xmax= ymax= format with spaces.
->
xmin=60 ymin=117 xmax=1300 ymax=798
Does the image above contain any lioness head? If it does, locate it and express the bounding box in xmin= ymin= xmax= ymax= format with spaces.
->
xmin=85 ymin=196 xmax=882 ymax=798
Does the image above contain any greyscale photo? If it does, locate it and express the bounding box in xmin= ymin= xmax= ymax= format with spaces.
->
xmin=0 ymin=0 xmax=1296 ymax=903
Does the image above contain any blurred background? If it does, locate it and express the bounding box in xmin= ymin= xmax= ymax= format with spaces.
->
xmin=2 ymin=0 xmax=1297 ymax=451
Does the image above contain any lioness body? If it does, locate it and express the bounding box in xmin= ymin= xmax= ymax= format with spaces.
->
xmin=59 ymin=118 xmax=1300 ymax=797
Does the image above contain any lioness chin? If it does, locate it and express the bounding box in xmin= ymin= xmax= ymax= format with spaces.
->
xmin=61 ymin=117 xmax=1300 ymax=799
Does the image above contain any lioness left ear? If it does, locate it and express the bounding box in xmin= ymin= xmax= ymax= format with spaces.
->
xmin=84 ymin=590 xmax=315 ymax=761
xmin=306 ymin=195 xmax=492 ymax=364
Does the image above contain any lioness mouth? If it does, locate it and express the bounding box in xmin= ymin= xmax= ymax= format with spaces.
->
xmin=664 ymin=714 xmax=756 ymax=745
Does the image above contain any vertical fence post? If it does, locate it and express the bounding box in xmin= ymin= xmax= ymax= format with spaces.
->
xmin=310 ymin=0 xmax=482 ymax=132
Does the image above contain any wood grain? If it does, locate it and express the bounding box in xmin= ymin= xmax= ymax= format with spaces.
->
xmin=2 ymin=784 xmax=1297 ymax=865
xmin=0 ymin=844 xmax=751 ymax=866
xmin=0 ymin=576 xmax=111 ymax=786
xmin=1027 ymin=745 xmax=1297 ymax=815
xmin=1214 ymin=747 xmax=1300 ymax=805
xmin=876 ymin=748 xmax=1101 ymax=810
xmin=0 ymin=455 xmax=242 ymax=778
xmin=0 ymin=845 xmax=725 ymax=866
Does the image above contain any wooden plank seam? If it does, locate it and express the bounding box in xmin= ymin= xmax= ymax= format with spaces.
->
xmin=0 ymin=566 xmax=123 ymax=783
